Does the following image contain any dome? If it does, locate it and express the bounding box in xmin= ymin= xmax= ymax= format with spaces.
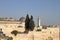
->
xmin=19 ymin=17 xmax=25 ymax=22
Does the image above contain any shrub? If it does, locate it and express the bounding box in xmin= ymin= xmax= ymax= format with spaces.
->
xmin=11 ymin=30 xmax=18 ymax=36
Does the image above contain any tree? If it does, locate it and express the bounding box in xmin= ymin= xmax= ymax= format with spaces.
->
xmin=11 ymin=30 xmax=18 ymax=36
xmin=7 ymin=37 xmax=13 ymax=40
xmin=25 ymin=14 xmax=30 ymax=31
xmin=25 ymin=14 xmax=35 ymax=32
xmin=29 ymin=15 xmax=35 ymax=31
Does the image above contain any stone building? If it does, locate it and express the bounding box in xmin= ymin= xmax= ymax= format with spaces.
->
xmin=0 ymin=17 xmax=25 ymax=36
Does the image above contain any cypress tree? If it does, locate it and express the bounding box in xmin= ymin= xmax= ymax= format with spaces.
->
xmin=29 ymin=15 xmax=35 ymax=31
xmin=25 ymin=14 xmax=30 ymax=31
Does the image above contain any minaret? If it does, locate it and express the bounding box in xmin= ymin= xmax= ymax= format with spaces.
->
xmin=37 ymin=17 xmax=41 ymax=27
xmin=34 ymin=17 xmax=42 ymax=31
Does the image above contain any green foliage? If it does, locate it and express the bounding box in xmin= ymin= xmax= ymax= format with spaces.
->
xmin=25 ymin=14 xmax=30 ymax=31
xmin=25 ymin=14 xmax=35 ymax=31
xmin=29 ymin=15 xmax=35 ymax=31
xmin=7 ymin=37 xmax=13 ymax=40
xmin=11 ymin=30 xmax=18 ymax=36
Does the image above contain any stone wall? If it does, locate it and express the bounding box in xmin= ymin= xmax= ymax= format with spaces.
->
xmin=0 ymin=27 xmax=59 ymax=40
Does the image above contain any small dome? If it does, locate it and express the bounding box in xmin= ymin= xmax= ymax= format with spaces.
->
xmin=19 ymin=17 xmax=25 ymax=22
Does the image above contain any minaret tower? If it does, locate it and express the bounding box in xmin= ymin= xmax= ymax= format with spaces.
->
xmin=37 ymin=17 xmax=41 ymax=27
xmin=34 ymin=17 xmax=42 ymax=31
xmin=37 ymin=17 xmax=42 ymax=29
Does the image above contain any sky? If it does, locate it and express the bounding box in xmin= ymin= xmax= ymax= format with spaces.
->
xmin=0 ymin=0 xmax=60 ymax=25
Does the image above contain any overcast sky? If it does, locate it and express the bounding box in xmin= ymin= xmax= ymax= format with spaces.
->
xmin=0 ymin=0 xmax=60 ymax=25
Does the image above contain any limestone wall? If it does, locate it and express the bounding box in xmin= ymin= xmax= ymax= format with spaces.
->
xmin=8 ymin=27 xmax=59 ymax=40
xmin=0 ymin=24 xmax=59 ymax=40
